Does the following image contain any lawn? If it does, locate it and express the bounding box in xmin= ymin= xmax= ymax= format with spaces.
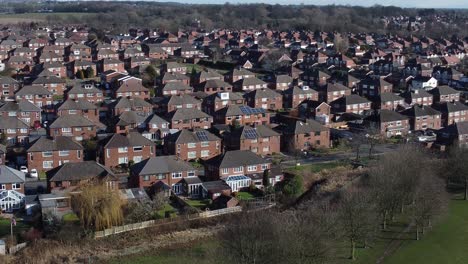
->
xmin=185 ymin=199 xmax=211 ymax=210
xmin=62 ymin=213 xmax=79 ymax=223
xmin=384 ymin=198 xmax=468 ymax=264
xmin=286 ymin=161 xmax=349 ymax=174
xmin=154 ymin=203 xmax=177 ymax=219
xmin=0 ymin=217 xmax=31 ymax=240
xmin=236 ymin=191 xmax=256 ymax=200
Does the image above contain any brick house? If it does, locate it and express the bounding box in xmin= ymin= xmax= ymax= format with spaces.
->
xmin=301 ymin=70 xmax=330 ymax=87
xmin=99 ymin=132 xmax=156 ymax=167
xmin=193 ymin=70 xmax=224 ymax=85
xmin=47 ymin=161 xmax=118 ymax=192
xmin=48 ymin=115 xmax=97 ymax=141
xmin=437 ymin=121 xmax=468 ymax=148
xmin=56 ymin=99 xmax=100 ymax=124
xmin=378 ymin=93 xmax=404 ymax=111
xmin=202 ymin=92 xmax=245 ymax=115
xmin=98 ymin=58 xmax=125 ymax=74
xmin=161 ymin=62 xmax=187 ymax=75
xmin=160 ymin=82 xmax=194 ymax=96
xmin=114 ymin=77 xmax=150 ymax=99
xmin=0 ymin=101 xmax=41 ymax=127
xmin=282 ymin=86 xmax=319 ymax=109
xmin=272 ymin=74 xmax=293 ymax=91
xmin=164 ymin=129 xmax=221 ymax=161
xmin=223 ymin=125 xmax=281 ymax=156
xmin=233 ymin=77 xmax=268 ymax=92
xmin=0 ymin=165 xmax=26 ymax=211
xmin=432 ymin=101 xmax=468 ymax=127
xmin=215 ymin=105 xmax=270 ymax=126
xmin=429 ymin=85 xmax=460 ymax=103
xmin=0 ymin=76 xmax=20 ymax=100
xmin=160 ymin=94 xmax=201 ymax=113
xmin=224 ymin=68 xmax=255 ymax=83
xmin=320 ymin=83 xmax=352 ymax=103
xmin=196 ymin=79 xmax=233 ymax=95
xmin=159 ymin=72 xmax=190 ymax=86
xmin=330 ymin=94 xmax=372 ymax=115
xmin=65 ymin=82 xmax=103 ymax=103
xmin=244 ymin=88 xmax=283 ymax=111
xmin=169 ymin=108 xmax=213 ymax=130
xmin=205 ymin=150 xmax=271 ymax=181
xmin=32 ymin=75 xmax=67 ymax=96
xmin=276 ymin=118 xmax=330 ymax=151
xmin=0 ymin=117 xmax=30 ymax=145
xmin=129 ymin=156 xmax=197 ymax=193
xmin=27 ymin=136 xmax=84 ymax=172
xmin=111 ymin=97 xmax=153 ymax=116
xmin=68 ymin=60 xmax=97 ymax=78
xmin=402 ymin=90 xmax=433 ymax=106
xmin=365 ymin=110 xmax=410 ymax=138
xmin=357 ymin=77 xmax=393 ymax=98
xmin=67 ymin=43 xmax=92 ymax=62
xmin=401 ymin=105 xmax=442 ymax=131
xmin=300 ymin=100 xmax=331 ymax=124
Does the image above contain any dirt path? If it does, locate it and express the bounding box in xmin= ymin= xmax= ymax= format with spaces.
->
xmin=376 ymin=221 xmax=415 ymax=264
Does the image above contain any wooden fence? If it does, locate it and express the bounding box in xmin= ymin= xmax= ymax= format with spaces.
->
xmin=94 ymin=206 xmax=242 ymax=238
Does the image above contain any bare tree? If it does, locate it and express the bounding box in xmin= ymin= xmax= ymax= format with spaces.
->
xmin=443 ymin=147 xmax=468 ymax=200
xmin=337 ymin=188 xmax=378 ymax=260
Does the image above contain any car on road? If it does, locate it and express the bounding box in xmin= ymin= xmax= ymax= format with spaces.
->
xmin=30 ymin=169 xmax=38 ymax=178
xmin=20 ymin=166 xmax=28 ymax=173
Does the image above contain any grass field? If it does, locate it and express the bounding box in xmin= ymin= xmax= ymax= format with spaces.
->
xmin=285 ymin=161 xmax=349 ymax=174
xmin=0 ymin=12 xmax=98 ymax=24
xmin=185 ymin=199 xmax=211 ymax=210
xmin=385 ymin=197 xmax=468 ymax=264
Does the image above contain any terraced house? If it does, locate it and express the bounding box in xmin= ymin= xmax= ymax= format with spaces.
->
xmin=222 ymin=125 xmax=281 ymax=156
xmin=99 ymin=132 xmax=156 ymax=167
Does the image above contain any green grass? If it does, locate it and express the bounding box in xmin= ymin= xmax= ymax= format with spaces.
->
xmin=236 ymin=191 xmax=258 ymax=200
xmin=385 ymin=198 xmax=468 ymax=264
xmin=62 ymin=213 xmax=79 ymax=223
xmin=154 ymin=203 xmax=177 ymax=219
xmin=0 ymin=218 xmax=31 ymax=240
xmin=286 ymin=161 xmax=349 ymax=174
xmin=185 ymin=199 xmax=211 ymax=210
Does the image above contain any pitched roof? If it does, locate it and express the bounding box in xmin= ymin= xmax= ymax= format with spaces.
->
xmin=228 ymin=125 xmax=279 ymax=140
xmin=0 ymin=117 xmax=29 ymax=129
xmin=245 ymin=88 xmax=281 ymax=99
xmin=279 ymin=119 xmax=328 ymax=135
xmin=429 ymin=85 xmax=459 ymax=96
xmin=130 ymin=156 xmax=195 ymax=175
xmin=49 ymin=115 xmax=95 ymax=128
xmin=170 ymin=108 xmax=211 ymax=120
xmin=15 ymin=85 xmax=52 ymax=96
xmin=212 ymin=150 xmax=266 ymax=168
xmin=0 ymin=165 xmax=25 ymax=184
xmin=28 ymin=136 xmax=83 ymax=152
xmin=57 ymin=99 xmax=97 ymax=111
xmin=103 ymin=132 xmax=155 ymax=148
xmin=166 ymin=129 xmax=220 ymax=144
xmin=47 ymin=161 xmax=116 ymax=182
xmin=401 ymin=105 xmax=441 ymax=117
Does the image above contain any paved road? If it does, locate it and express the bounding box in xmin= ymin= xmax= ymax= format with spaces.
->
xmin=279 ymin=143 xmax=400 ymax=168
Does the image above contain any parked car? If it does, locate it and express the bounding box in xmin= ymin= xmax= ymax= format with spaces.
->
xmin=20 ymin=166 xmax=28 ymax=173
xmin=30 ymin=169 xmax=38 ymax=178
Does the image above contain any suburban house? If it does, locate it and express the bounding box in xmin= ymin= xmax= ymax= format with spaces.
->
xmin=0 ymin=101 xmax=42 ymax=127
xmin=160 ymin=82 xmax=194 ymax=96
xmin=222 ymin=125 xmax=281 ymax=156
xmin=196 ymin=79 xmax=233 ymax=95
xmin=47 ymin=161 xmax=118 ymax=192
xmin=129 ymin=156 xmax=197 ymax=195
xmin=202 ymin=92 xmax=245 ymax=115
xmin=0 ymin=116 xmax=30 ymax=145
xmin=378 ymin=93 xmax=405 ymax=111
xmin=14 ymin=85 xmax=53 ymax=108
xmin=282 ymin=86 xmax=319 ymax=109
xmin=168 ymin=108 xmax=213 ymax=130
xmin=160 ymin=94 xmax=201 ymax=113
xmin=48 ymin=115 xmax=97 ymax=141
xmin=244 ymin=88 xmax=283 ymax=111
xmin=320 ymin=83 xmax=352 ymax=103
xmin=402 ymin=89 xmax=433 ymax=106
xmin=99 ymin=132 xmax=156 ymax=167
xmin=437 ymin=121 xmax=468 ymax=148
xmin=428 ymin=85 xmax=460 ymax=103
xmin=56 ymin=99 xmax=100 ymax=124
xmin=276 ymin=118 xmax=330 ymax=151
xmin=357 ymin=77 xmax=393 ymax=98
xmin=214 ymin=105 xmax=270 ymax=126
xmin=114 ymin=77 xmax=150 ymax=99
xmin=401 ymin=105 xmax=442 ymax=131
xmin=233 ymin=77 xmax=268 ymax=92
xmin=65 ymin=82 xmax=103 ymax=103
xmin=365 ymin=110 xmax=410 ymax=138
xmin=27 ymin=136 xmax=84 ymax=173
xmin=164 ymin=129 xmax=221 ymax=161
xmin=300 ymin=100 xmax=332 ymax=124
xmin=432 ymin=101 xmax=468 ymax=127
xmin=330 ymin=94 xmax=372 ymax=115
xmin=0 ymin=165 xmax=26 ymax=212
xmin=205 ymin=150 xmax=271 ymax=181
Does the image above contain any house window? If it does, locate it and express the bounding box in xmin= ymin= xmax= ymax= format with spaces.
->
xmin=222 ymin=168 xmax=229 ymax=174
xmin=188 ymin=151 xmax=197 ymax=159
xmin=43 ymin=161 xmax=53 ymax=168
xmin=261 ymin=164 xmax=268 ymax=170
xmin=0 ymin=184 xmax=5 ymax=190
xmin=12 ymin=183 xmax=20 ymax=190
xmin=234 ymin=166 xmax=243 ymax=173
xmin=188 ymin=143 xmax=196 ymax=148
xmin=59 ymin=150 xmax=69 ymax=156
xmin=6 ymin=129 xmax=16 ymax=134
xmin=118 ymin=157 xmax=128 ymax=164
xmin=62 ymin=127 xmax=71 ymax=133
xmin=69 ymin=110 xmax=77 ymax=114
xmin=133 ymin=146 xmax=143 ymax=152
xmin=143 ymin=175 xmax=150 ymax=181
xmin=118 ymin=147 xmax=128 ymax=153
xmin=188 ymin=171 xmax=196 ymax=177
xmin=201 ymin=141 xmax=209 ymax=147
xmin=156 ymin=173 xmax=165 ymax=180
xmin=42 ymin=151 xmax=53 ymax=157
xmin=247 ymin=165 xmax=257 ymax=172
xmin=133 ymin=156 xmax=143 ymax=163
xmin=172 ymin=172 xmax=182 ymax=179
xmin=201 ymin=150 xmax=210 ymax=157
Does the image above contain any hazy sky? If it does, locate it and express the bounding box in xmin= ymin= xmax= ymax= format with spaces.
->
xmin=146 ymin=0 xmax=468 ymax=8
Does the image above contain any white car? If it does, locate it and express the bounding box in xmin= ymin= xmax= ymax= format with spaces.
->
xmin=30 ymin=169 xmax=38 ymax=178
xmin=20 ymin=166 xmax=28 ymax=174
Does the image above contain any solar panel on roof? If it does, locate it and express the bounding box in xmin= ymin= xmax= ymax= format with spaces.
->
xmin=244 ymin=128 xmax=258 ymax=139
xmin=196 ymin=131 xmax=209 ymax=141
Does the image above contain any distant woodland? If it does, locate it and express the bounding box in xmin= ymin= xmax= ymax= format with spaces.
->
xmin=2 ymin=1 xmax=468 ymax=37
